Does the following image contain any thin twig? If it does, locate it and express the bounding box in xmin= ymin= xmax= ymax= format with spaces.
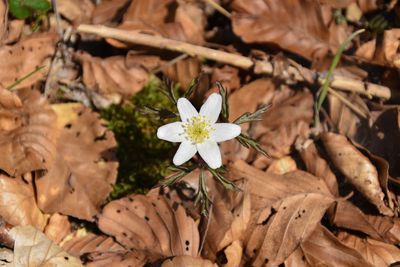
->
xmin=202 ymin=0 xmax=232 ymax=19
xmin=328 ymin=87 xmax=368 ymax=119
xmin=198 ymin=195 xmax=214 ymax=256
xmin=151 ymin=53 xmax=188 ymax=74
xmin=52 ymin=0 xmax=63 ymax=38
xmin=77 ymin=24 xmax=391 ymax=100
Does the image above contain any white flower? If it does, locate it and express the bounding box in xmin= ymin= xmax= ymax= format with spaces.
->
xmin=157 ymin=93 xmax=241 ymax=169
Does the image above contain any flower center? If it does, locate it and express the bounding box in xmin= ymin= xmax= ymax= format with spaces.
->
xmin=182 ymin=115 xmax=215 ymax=144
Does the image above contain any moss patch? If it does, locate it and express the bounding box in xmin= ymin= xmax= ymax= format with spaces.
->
xmin=101 ymin=77 xmax=177 ymax=200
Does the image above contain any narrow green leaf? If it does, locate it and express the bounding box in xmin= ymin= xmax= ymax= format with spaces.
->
xmin=233 ymin=104 xmax=272 ymax=124
xmin=314 ymin=29 xmax=365 ymax=125
xmin=6 ymin=66 xmax=45 ymax=90
xmin=183 ymin=75 xmax=199 ymax=98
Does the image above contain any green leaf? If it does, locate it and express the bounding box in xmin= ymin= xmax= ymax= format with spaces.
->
xmin=233 ymin=104 xmax=272 ymax=124
xmin=208 ymin=167 xmax=242 ymax=192
xmin=25 ymin=0 xmax=50 ymax=11
xmin=236 ymin=134 xmax=270 ymax=158
xmin=9 ymin=0 xmax=32 ymax=19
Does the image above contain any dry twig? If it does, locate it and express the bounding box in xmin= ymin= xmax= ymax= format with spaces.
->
xmin=77 ymin=24 xmax=391 ymax=100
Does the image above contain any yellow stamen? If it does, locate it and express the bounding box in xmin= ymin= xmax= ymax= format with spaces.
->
xmin=181 ymin=115 xmax=215 ymax=144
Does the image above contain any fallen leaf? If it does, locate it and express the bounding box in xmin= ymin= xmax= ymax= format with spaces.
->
xmin=339 ymin=231 xmax=400 ymax=267
xmin=9 ymin=225 xmax=83 ymax=266
xmin=57 ymin=0 xmax=94 ymax=26
xmin=221 ymin=240 xmax=243 ymax=267
xmin=231 ymin=0 xmax=336 ymax=61
xmin=98 ymin=192 xmax=200 ymax=257
xmin=285 ymin=224 xmax=372 ymax=266
xmin=249 ymin=193 xmax=335 ymax=266
xmin=0 ymin=87 xmax=57 ymax=176
xmin=44 ymin=213 xmax=71 ymax=245
xmin=83 ymin=250 xmax=162 ymax=267
xmin=174 ymin=1 xmax=206 ymax=44
xmin=161 ymin=255 xmax=217 ymax=267
xmin=62 ymin=232 xmax=124 ymax=258
xmin=74 ymin=51 xmax=149 ymax=104
xmin=3 ymin=19 xmax=24 ymax=45
xmin=321 ymin=132 xmax=393 ymax=216
xmin=0 ymin=174 xmax=45 ymax=230
xmin=298 ymin=139 xmax=339 ymax=196
xmin=162 ymin=56 xmax=201 ymax=90
xmin=36 ymin=104 xmax=118 ymax=221
xmin=0 ymin=32 xmax=58 ymax=89
xmin=265 ymin=156 xmax=297 ymax=175
xmin=92 ymin=0 xmax=131 ymax=25
xmin=0 ymin=0 xmax=6 ymax=43
xmin=210 ymin=65 xmax=241 ymax=94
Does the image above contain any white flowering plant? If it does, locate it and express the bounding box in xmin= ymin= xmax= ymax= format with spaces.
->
xmin=144 ymin=79 xmax=270 ymax=215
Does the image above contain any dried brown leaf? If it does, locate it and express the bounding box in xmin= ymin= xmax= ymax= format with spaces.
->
xmin=83 ymin=250 xmax=162 ymax=267
xmin=36 ymin=104 xmax=118 ymax=221
xmin=174 ymin=1 xmax=206 ymax=44
xmin=265 ymin=156 xmax=297 ymax=175
xmin=221 ymin=240 xmax=243 ymax=267
xmin=162 ymin=57 xmax=201 ymax=90
xmin=161 ymin=255 xmax=217 ymax=267
xmin=331 ymin=200 xmax=386 ymax=240
xmin=0 ymin=32 xmax=58 ymax=89
xmin=0 ymin=174 xmax=46 ymax=230
xmin=0 ymin=87 xmax=57 ymax=176
xmin=92 ymin=0 xmax=131 ymax=25
xmin=62 ymin=232 xmax=124 ymax=258
xmin=231 ymin=0 xmax=335 ymax=61
xmin=98 ymin=193 xmax=199 ymax=257
xmin=321 ymin=132 xmax=393 ymax=216
xmin=210 ymin=65 xmax=241 ymax=94
xmin=74 ymin=52 xmax=148 ymax=103
xmin=286 ymin=224 xmax=372 ymax=267
xmin=57 ymin=0 xmax=94 ymax=26
xmin=3 ymin=19 xmax=24 ymax=44
xmin=44 ymin=213 xmax=71 ymax=245
xmin=298 ymin=140 xmax=339 ymax=196
xmin=339 ymin=231 xmax=400 ymax=267
xmin=0 ymin=0 xmax=6 ymax=43
xmin=250 ymin=89 xmax=313 ymax=168
xmin=8 ymin=225 xmax=83 ymax=266
xmin=249 ymin=193 xmax=335 ymax=266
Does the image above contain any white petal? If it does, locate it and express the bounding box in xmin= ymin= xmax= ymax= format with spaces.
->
xmin=199 ymin=93 xmax=222 ymax=124
xmin=210 ymin=123 xmax=241 ymax=142
xmin=173 ymin=142 xmax=197 ymax=166
xmin=177 ymin=98 xmax=198 ymax=123
xmin=197 ymin=142 xmax=222 ymax=169
xmin=157 ymin=122 xmax=185 ymax=142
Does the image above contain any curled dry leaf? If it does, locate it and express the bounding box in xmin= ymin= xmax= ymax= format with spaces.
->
xmin=252 ymin=88 xmax=313 ymax=168
xmin=285 ymin=224 xmax=372 ymax=267
xmin=0 ymin=87 xmax=57 ymax=177
xmin=321 ymin=132 xmax=393 ymax=216
xmin=36 ymin=103 xmax=118 ymax=221
xmin=57 ymin=0 xmax=94 ymax=26
xmin=0 ymin=0 xmax=6 ymax=43
xmin=161 ymin=255 xmax=217 ymax=267
xmin=8 ymin=225 xmax=83 ymax=266
xmin=74 ymin=51 xmax=148 ymax=104
xmin=0 ymin=174 xmax=46 ymax=230
xmin=92 ymin=0 xmax=131 ymax=25
xmin=83 ymin=250 xmax=161 ymax=267
xmin=98 ymin=193 xmax=200 ymax=258
xmin=331 ymin=200 xmax=391 ymax=241
xmin=221 ymin=240 xmax=243 ymax=267
xmin=265 ymin=156 xmax=297 ymax=175
xmin=62 ymin=232 xmax=124 ymax=258
xmin=248 ymin=193 xmax=335 ymax=266
xmin=298 ymin=139 xmax=339 ymax=196
xmin=44 ymin=213 xmax=71 ymax=245
xmin=338 ymin=231 xmax=400 ymax=267
xmin=231 ymin=0 xmax=336 ymax=61
xmin=0 ymin=32 xmax=58 ymax=89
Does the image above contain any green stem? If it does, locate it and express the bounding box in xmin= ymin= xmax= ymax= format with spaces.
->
xmin=314 ymin=29 xmax=365 ymax=126
xmin=6 ymin=66 xmax=45 ymax=90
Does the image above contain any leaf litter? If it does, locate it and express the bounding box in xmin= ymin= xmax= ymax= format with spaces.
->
xmin=0 ymin=0 xmax=399 ymax=266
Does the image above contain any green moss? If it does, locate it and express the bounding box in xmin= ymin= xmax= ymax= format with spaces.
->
xmin=101 ymin=77 xmax=177 ymax=200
